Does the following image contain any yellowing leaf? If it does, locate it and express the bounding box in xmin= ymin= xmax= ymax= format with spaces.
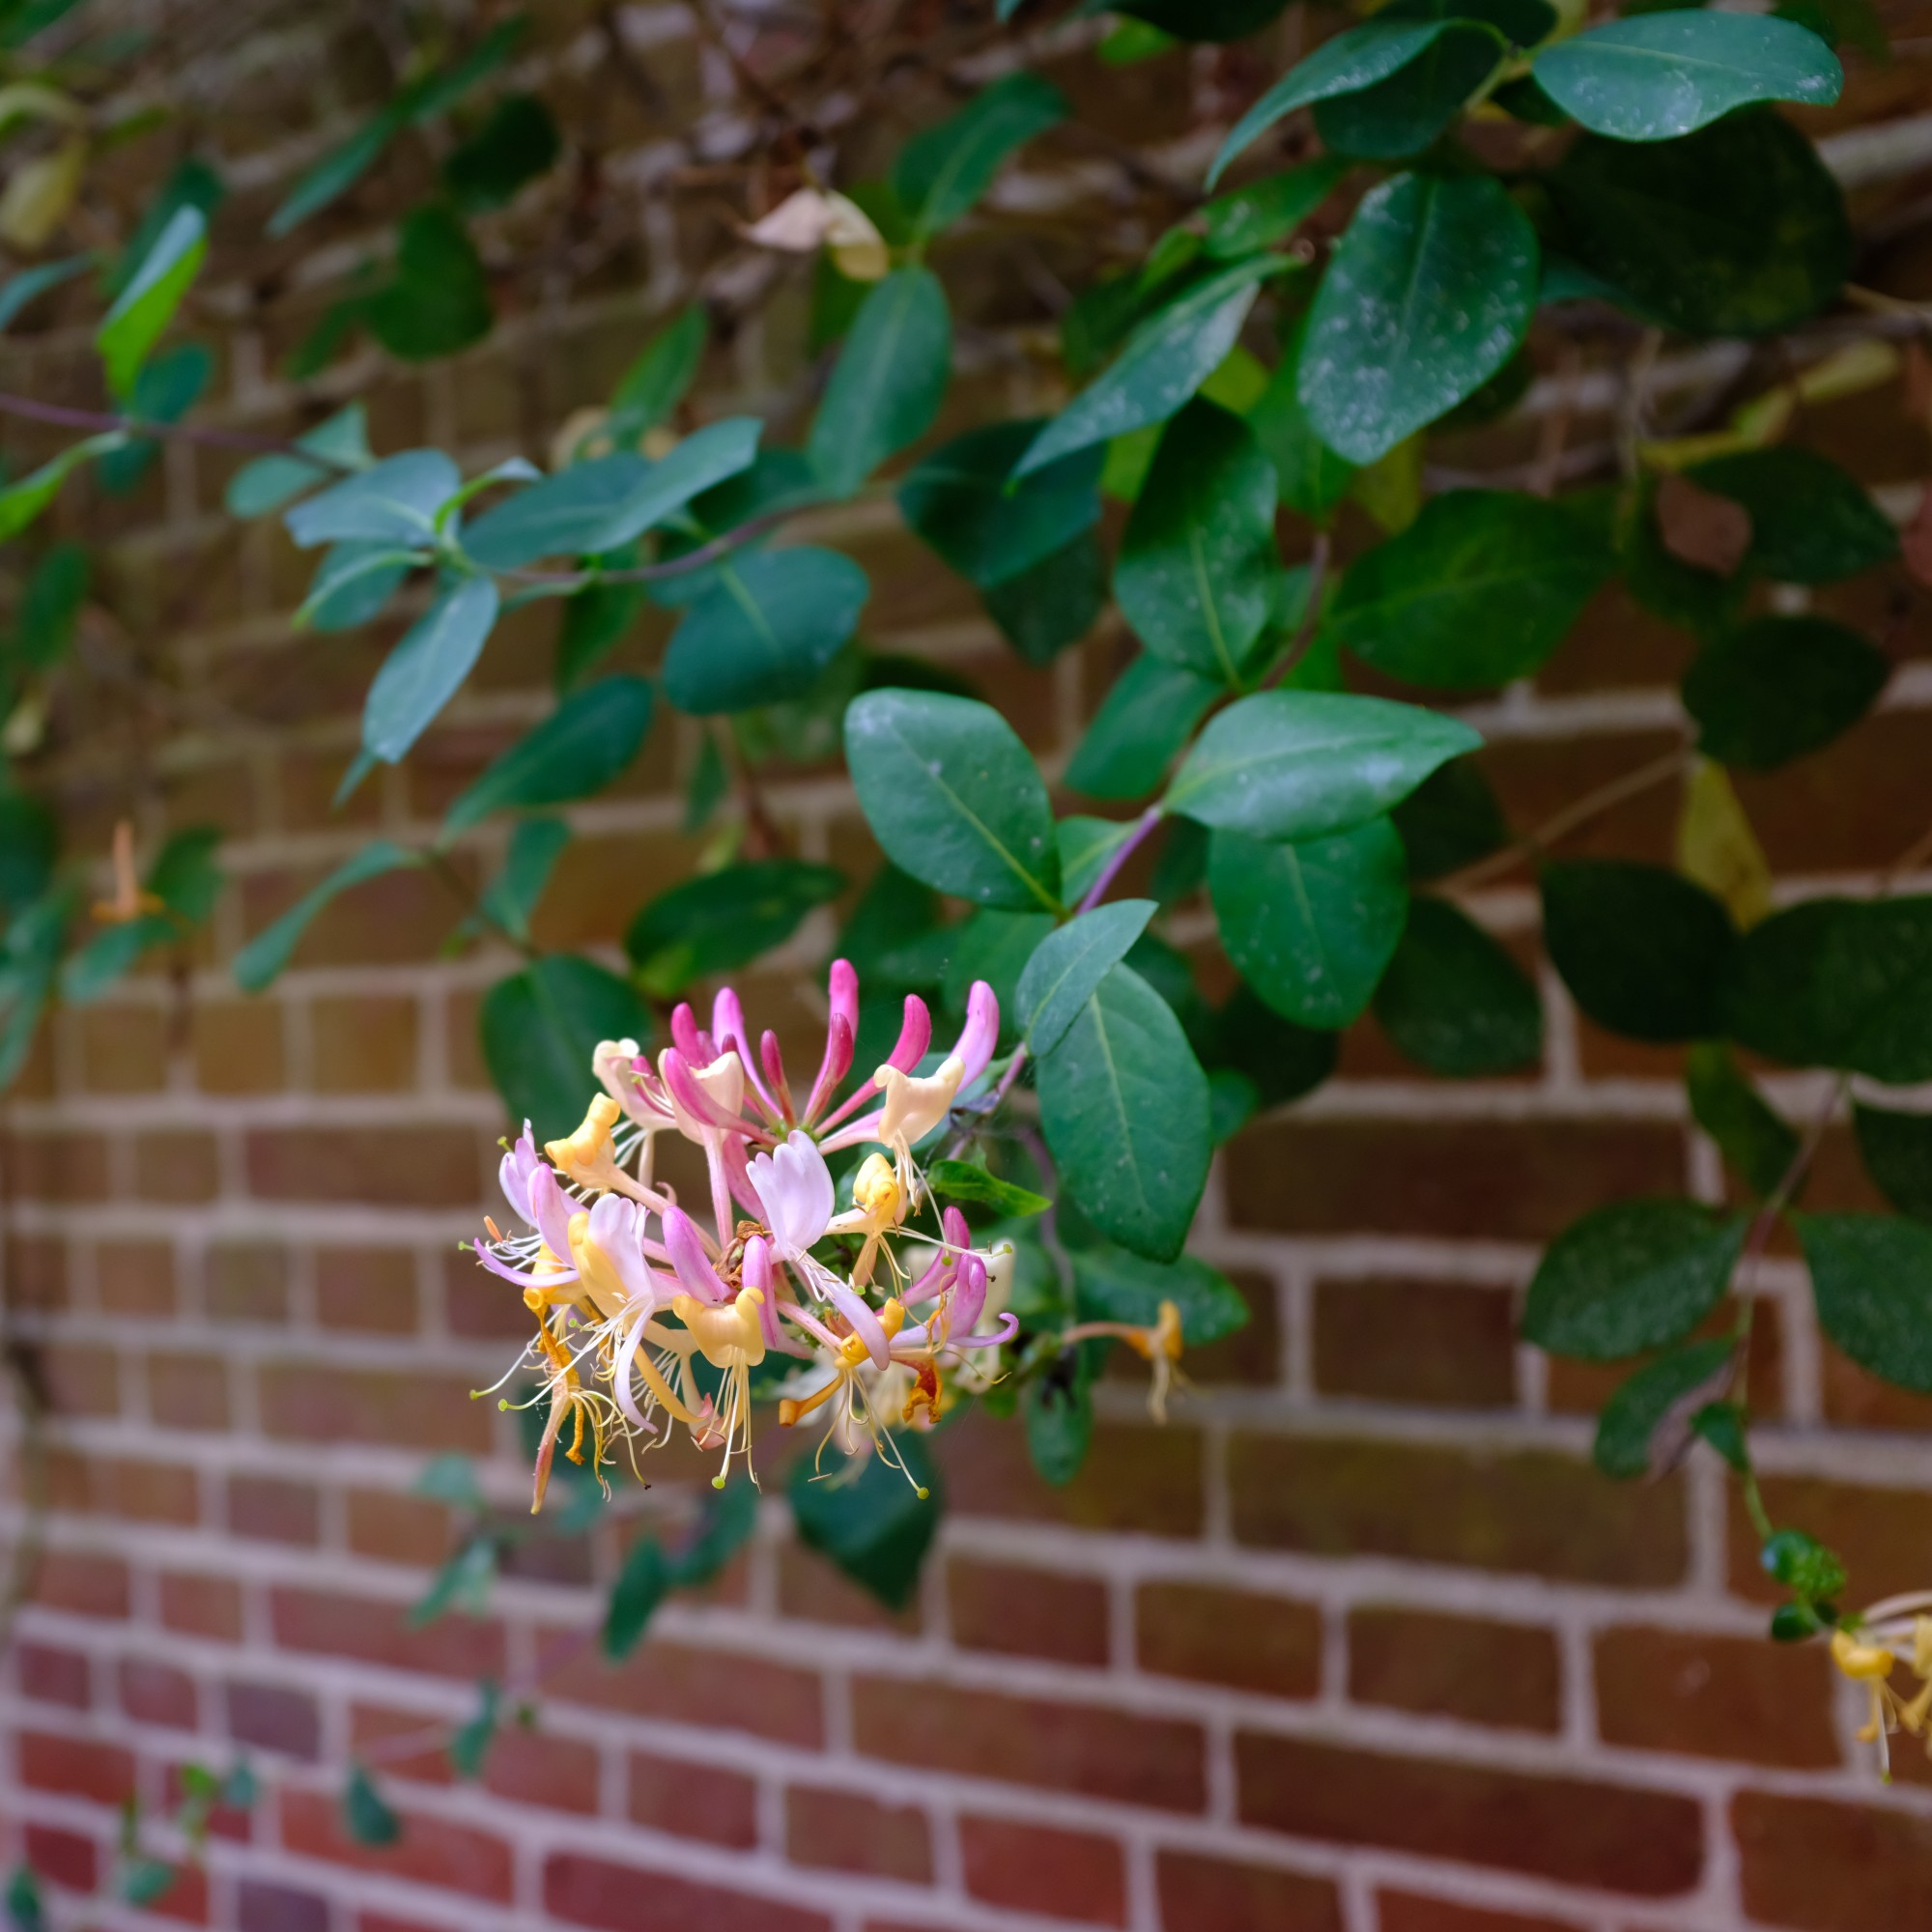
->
xmin=1677 ymin=757 xmax=1773 ymax=929
xmin=1348 ymin=431 xmax=1423 ymax=534
xmin=0 ymin=138 xmax=84 ymax=251
xmin=1796 ymin=338 xmax=1899 ymax=406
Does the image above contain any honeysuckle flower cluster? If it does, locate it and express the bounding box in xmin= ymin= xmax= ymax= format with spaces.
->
xmin=470 ymin=960 xmax=1028 ymax=1508
xmin=1831 ymin=1595 xmax=1932 ymax=1778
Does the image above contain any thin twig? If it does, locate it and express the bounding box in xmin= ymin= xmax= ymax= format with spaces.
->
xmin=0 ymin=390 xmax=349 ymax=466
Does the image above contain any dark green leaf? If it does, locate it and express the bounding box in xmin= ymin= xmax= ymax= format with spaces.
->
xmin=1037 ymin=962 xmax=1210 ymax=1260
xmin=119 ymin=1861 xmax=176 ymax=1908
xmin=0 ymin=794 xmax=55 ymax=914
xmin=1524 ymin=1198 xmax=1747 ymax=1359
xmin=1797 ymin=1212 xmax=1932 ymax=1392
xmin=1250 ymin=315 xmax=1356 ymax=521
xmin=1683 ymin=615 xmax=1887 ymax=771
xmin=1116 ymin=400 xmax=1281 ymax=684
xmin=475 ymin=818 xmax=569 ymax=944
xmin=0 ymin=254 xmax=87 ymax=332
xmin=98 ymin=343 xmax=213 ymax=495
xmin=1374 ymin=895 xmax=1541 ymax=1075
xmin=364 ymin=577 xmax=500 ymax=763
xmin=479 ymin=954 xmax=651 ymax=1140
xmin=1533 ymin=12 xmax=1839 ymax=141
xmin=1016 ymin=256 xmax=1286 ymax=477
xmin=1689 ymin=1042 xmax=1800 ymax=1199
xmin=367 ymin=206 xmax=493 ymax=361
xmin=299 ymin=544 xmax=418 ymax=632
xmin=14 ymin=541 xmax=87 ymax=671
xmin=97 ymin=205 xmax=205 ymax=396
xmin=1325 ymin=491 xmax=1611 ymax=689
xmin=1853 ymin=1103 xmax=1932 ymax=1223
xmin=1024 ymin=1358 xmax=1094 ymax=1486
xmin=1390 ymin=757 xmax=1506 ymax=881
xmin=625 ymin=860 xmax=845 ymax=996
xmin=61 ymin=916 xmax=175 ymax=1007
xmin=234 ymin=842 xmax=421 ymax=992
xmin=410 ymin=1536 xmax=496 ymax=1626
xmin=1761 ymin=1526 xmax=1847 ymax=1598
xmin=1594 ymin=1338 xmax=1737 ymax=1479
xmin=942 ymin=909 xmax=1056 ymax=1036
xmin=892 ymin=71 xmax=1065 ymax=239
xmin=1070 ymin=1244 xmax=1250 ymax=1345
xmin=927 ymin=1159 xmax=1050 ymax=1216
xmin=460 ymin=454 xmax=649 ymax=569
xmin=444 ymin=677 xmax=653 ymax=834
xmin=342 ymin=1764 xmax=400 ymax=1847
xmin=447 ymin=1682 xmax=499 ymax=1779
xmin=1313 ymin=23 xmax=1504 ymax=159
xmin=676 ymin=1478 xmax=760 ymax=1587
xmin=809 ymin=268 xmax=952 ymax=498
xmin=1210 ymin=819 xmax=1407 ymax=1030
xmin=1017 ymin=899 xmax=1158 ymax=1054
xmin=556 ymin=579 xmax=643 ymax=690
xmin=1299 ymin=171 xmax=1537 ymax=466
xmin=1619 ymin=474 xmax=1745 ymax=637
xmin=981 ymin=529 xmax=1105 ymax=665
xmin=663 ymin=549 xmax=867 ymax=715
xmin=1166 ymin=690 xmax=1482 ymax=841
xmin=225 ymin=405 xmax=372 ymax=519
xmin=589 ymin=417 xmax=765 ymax=551
xmin=1688 ymin=447 xmax=1897 ymax=584
xmin=1542 ymin=860 xmax=1734 ymax=1042
xmin=845 ymin=688 xmax=1061 ymax=911
xmin=789 ymin=1430 xmax=939 ymax=1609
xmin=286 ymin=450 xmax=459 ymax=550
xmin=1114 ymin=0 xmax=1289 ymax=43
xmin=1693 ymin=1400 xmax=1749 ymax=1472
xmin=1200 ymin=159 xmax=1349 ymax=258
xmin=609 ymin=307 xmax=707 ymax=439
xmin=443 ymin=94 xmax=560 ymax=209
xmin=1548 ymin=112 xmax=1850 ymax=339
xmin=268 ymin=107 xmax=405 ymax=237
xmin=603 ymin=1539 xmax=672 ymax=1658
xmin=6 ymin=1865 xmax=44 ymax=1932
xmin=898 ymin=420 xmax=1103 ymax=589
xmin=1065 ymin=654 xmax=1221 ymax=801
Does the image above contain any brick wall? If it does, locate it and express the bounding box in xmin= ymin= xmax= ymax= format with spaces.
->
xmin=4 ymin=4 xmax=1932 ymax=1930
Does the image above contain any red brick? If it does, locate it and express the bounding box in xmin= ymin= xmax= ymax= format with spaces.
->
xmin=227 ymin=1473 xmax=320 ymax=1545
xmin=551 ymin=1638 xmax=821 ymax=1748
xmin=206 ymin=1240 xmax=288 ymax=1322
xmin=315 ymin=1245 xmax=419 ymax=1333
xmin=77 ymin=1003 xmax=169 ymax=1092
xmin=349 ymin=1702 xmax=453 ymax=1785
xmin=1595 ymin=1625 xmax=1837 ymax=1768
xmin=1155 ymin=1850 xmax=1343 ymax=1932
xmin=483 ymin=1727 xmax=601 ymax=1814
xmin=1231 ymin=1435 xmax=1686 ymax=1585
xmin=1378 ymin=1894 xmax=1587 ymax=1932
xmin=1349 ymin=1605 xmax=1561 ymax=1733
xmin=237 ymin=1879 xmax=328 ymax=1932
xmin=119 ymin=1659 xmax=197 ymax=1728
xmin=934 ymin=1410 xmax=1204 ymax=1537
xmin=960 ymin=1814 xmax=1123 ymax=1924
xmin=23 ymin=1823 xmax=96 ymax=1891
xmin=133 ymin=1129 xmax=219 ymax=1201
xmin=270 ymin=1587 xmax=505 ymax=1679
xmin=192 ymin=999 xmax=286 ymax=1095
xmin=278 ymin=1787 xmax=513 ymax=1901
xmin=0 ymin=1130 xmax=107 ymax=1203
xmin=853 ymin=1677 xmax=1205 ymax=1810
xmin=786 ymin=1783 xmax=931 ymax=1882
xmin=159 ymin=1571 xmax=242 ymax=1640
xmin=1136 ymin=1580 xmax=1321 ymax=1699
xmin=346 ymin=1488 xmax=455 ymax=1565
xmin=1236 ymin=1732 xmax=1702 ymax=1894
xmin=33 ymin=1550 xmax=128 ymax=1618
xmin=97 ymin=1238 xmax=175 ymax=1315
xmin=148 ymin=1352 xmax=231 ymax=1432
xmin=445 ymin=1243 xmax=532 ymax=1339
xmin=20 ymin=1641 xmax=89 ymax=1708
xmin=244 ymin=1124 xmax=482 ymax=1207
xmin=1821 ymin=1342 xmax=1932 ymax=1430
xmin=778 ymin=1541 xmax=922 ymax=1634
xmin=308 ymin=994 xmax=419 ymax=1092
xmin=544 ymin=1852 xmax=831 ymax=1932
xmin=256 ymin=1362 xmax=489 ymax=1452
xmin=628 ymin=1749 xmax=757 ymax=1847
xmin=1738 ymin=1787 xmax=1932 ymax=1928
xmin=39 ymin=1341 xmax=121 ymax=1416
xmin=226 ymin=1680 xmax=321 ymax=1759
xmin=949 ymin=1558 xmax=1108 ymax=1666
xmin=1313 ymin=1277 xmax=1517 ymax=1406
xmin=4 ymin=1231 xmax=68 ymax=1310
xmin=19 ymin=1730 xmax=135 ymax=1804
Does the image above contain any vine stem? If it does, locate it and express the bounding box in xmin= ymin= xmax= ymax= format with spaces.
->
xmin=0 ymin=388 xmax=342 ymax=464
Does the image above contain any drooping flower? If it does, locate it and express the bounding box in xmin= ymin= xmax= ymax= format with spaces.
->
xmin=1062 ymin=1299 xmax=1188 ymax=1422
xmin=1832 ymin=1599 xmax=1932 ymax=1777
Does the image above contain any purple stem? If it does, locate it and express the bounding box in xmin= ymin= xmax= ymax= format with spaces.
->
xmin=1075 ymin=805 xmax=1163 ymax=916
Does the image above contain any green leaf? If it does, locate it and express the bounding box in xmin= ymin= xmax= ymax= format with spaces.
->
xmin=1312 ymin=23 xmax=1505 ymax=160
xmin=14 ymin=540 xmax=87 ymax=671
xmin=1065 ymin=654 xmax=1221 ymax=801
xmin=789 ymin=1430 xmax=939 ymax=1609
xmin=0 ymin=432 xmax=126 ymax=541
xmin=1209 ymin=20 xmax=1481 ymax=184
xmin=1024 ymin=1357 xmax=1094 ymax=1486
xmin=1300 ymin=171 xmax=1537 ymax=467
xmin=1688 ymin=447 xmax=1897 ymax=585
xmin=1115 ymin=399 xmax=1281 ymax=685
xmin=1373 ymin=895 xmax=1541 ymax=1075
xmin=97 ymin=205 xmax=205 ymax=397
xmin=364 ymin=577 xmax=500 ymax=763
xmin=407 ymin=17 xmax=528 ymax=122
xmin=625 ymin=860 xmax=845 ymax=996
xmin=476 ymin=818 xmax=569 ymax=943
xmin=480 ymin=954 xmax=652 ymax=1141
xmin=927 ymin=1158 xmax=1050 ymax=1217
xmin=1683 ymin=615 xmax=1887 ymax=772
xmin=298 ymin=544 xmax=418 ymax=632
xmin=1070 ymin=1244 xmax=1250 ymax=1345
xmin=898 ymin=420 xmax=1103 ymax=589
xmin=1166 ymin=690 xmax=1482 ymax=842
xmin=366 ymin=206 xmax=493 ymax=361
xmin=1723 ymin=897 xmax=1932 ymax=1082
xmin=444 ymin=677 xmax=653 ymax=835
xmin=1200 ymin=159 xmax=1348 ymax=258
xmin=1594 ymin=1339 xmax=1738 ymax=1480
xmin=1016 ymin=256 xmax=1286 ymax=478
xmin=1114 ymin=0 xmax=1290 ymax=41
xmin=269 ymin=106 xmax=406 ymax=237
xmin=1797 ymin=1212 xmax=1932 ymax=1393
xmin=981 ymin=530 xmax=1103 ymax=665
xmin=556 ymin=579 xmax=643 ymax=690
xmin=603 ymin=1539 xmax=672 ymax=1658
xmin=118 ymin=1861 xmax=175 ymax=1908
xmin=1037 ymin=961 xmax=1210 ymax=1261
xmin=1548 ymin=112 xmax=1849 ymax=339
xmin=342 ymin=1764 xmax=400 ymax=1847
xmin=608 ymin=307 xmax=707 ymax=439
xmin=1250 ymin=315 xmax=1355 ymax=523
xmin=6 ymin=1865 xmax=44 ymax=1932
xmin=662 ymin=548 xmax=867 ymax=714
xmin=459 ymin=454 xmax=648 ymax=568
xmin=1391 ymin=757 xmax=1506 ymax=881
xmin=1542 ymin=860 xmax=1734 ymax=1042
xmin=415 ymin=1452 xmax=485 ymax=1509
xmin=845 ymin=688 xmax=1061 ymax=911
xmin=1210 ymin=819 xmax=1407 ymax=1030
xmin=676 ymin=1478 xmax=760 ymax=1587
xmin=410 ymin=1535 xmax=497 ymax=1626
xmin=1689 ymin=1041 xmax=1799 ymax=1199
xmin=0 ymin=794 xmax=55 ymax=913
xmin=234 ymin=842 xmax=420 ymax=992
xmin=1533 ymin=12 xmax=1839 ymax=141
xmin=808 ymin=268 xmax=952 ymax=498
xmin=588 ymin=417 xmax=765 ymax=551
xmin=1523 ymin=1199 xmax=1748 ymax=1360
xmin=443 ymin=93 xmax=560 ymax=209
xmin=1324 ymin=491 xmax=1611 ymax=689
xmin=892 ymin=71 xmax=1065 ymax=239
xmin=61 ymin=917 xmax=173 ymax=1005
xmin=447 ymin=1682 xmax=500 ymax=1780
xmin=1618 ymin=473 xmax=1744 ymax=637
xmin=224 ymin=405 xmax=372 ymax=520
xmin=0 ymin=254 xmax=86 ymax=332
xmin=1017 ymin=899 xmax=1158 ymax=1055
xmin=286 ymin=450 xmax=459 ymax=549
xmin=1853 ymin=1103 xmax=1932 ymax=1223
